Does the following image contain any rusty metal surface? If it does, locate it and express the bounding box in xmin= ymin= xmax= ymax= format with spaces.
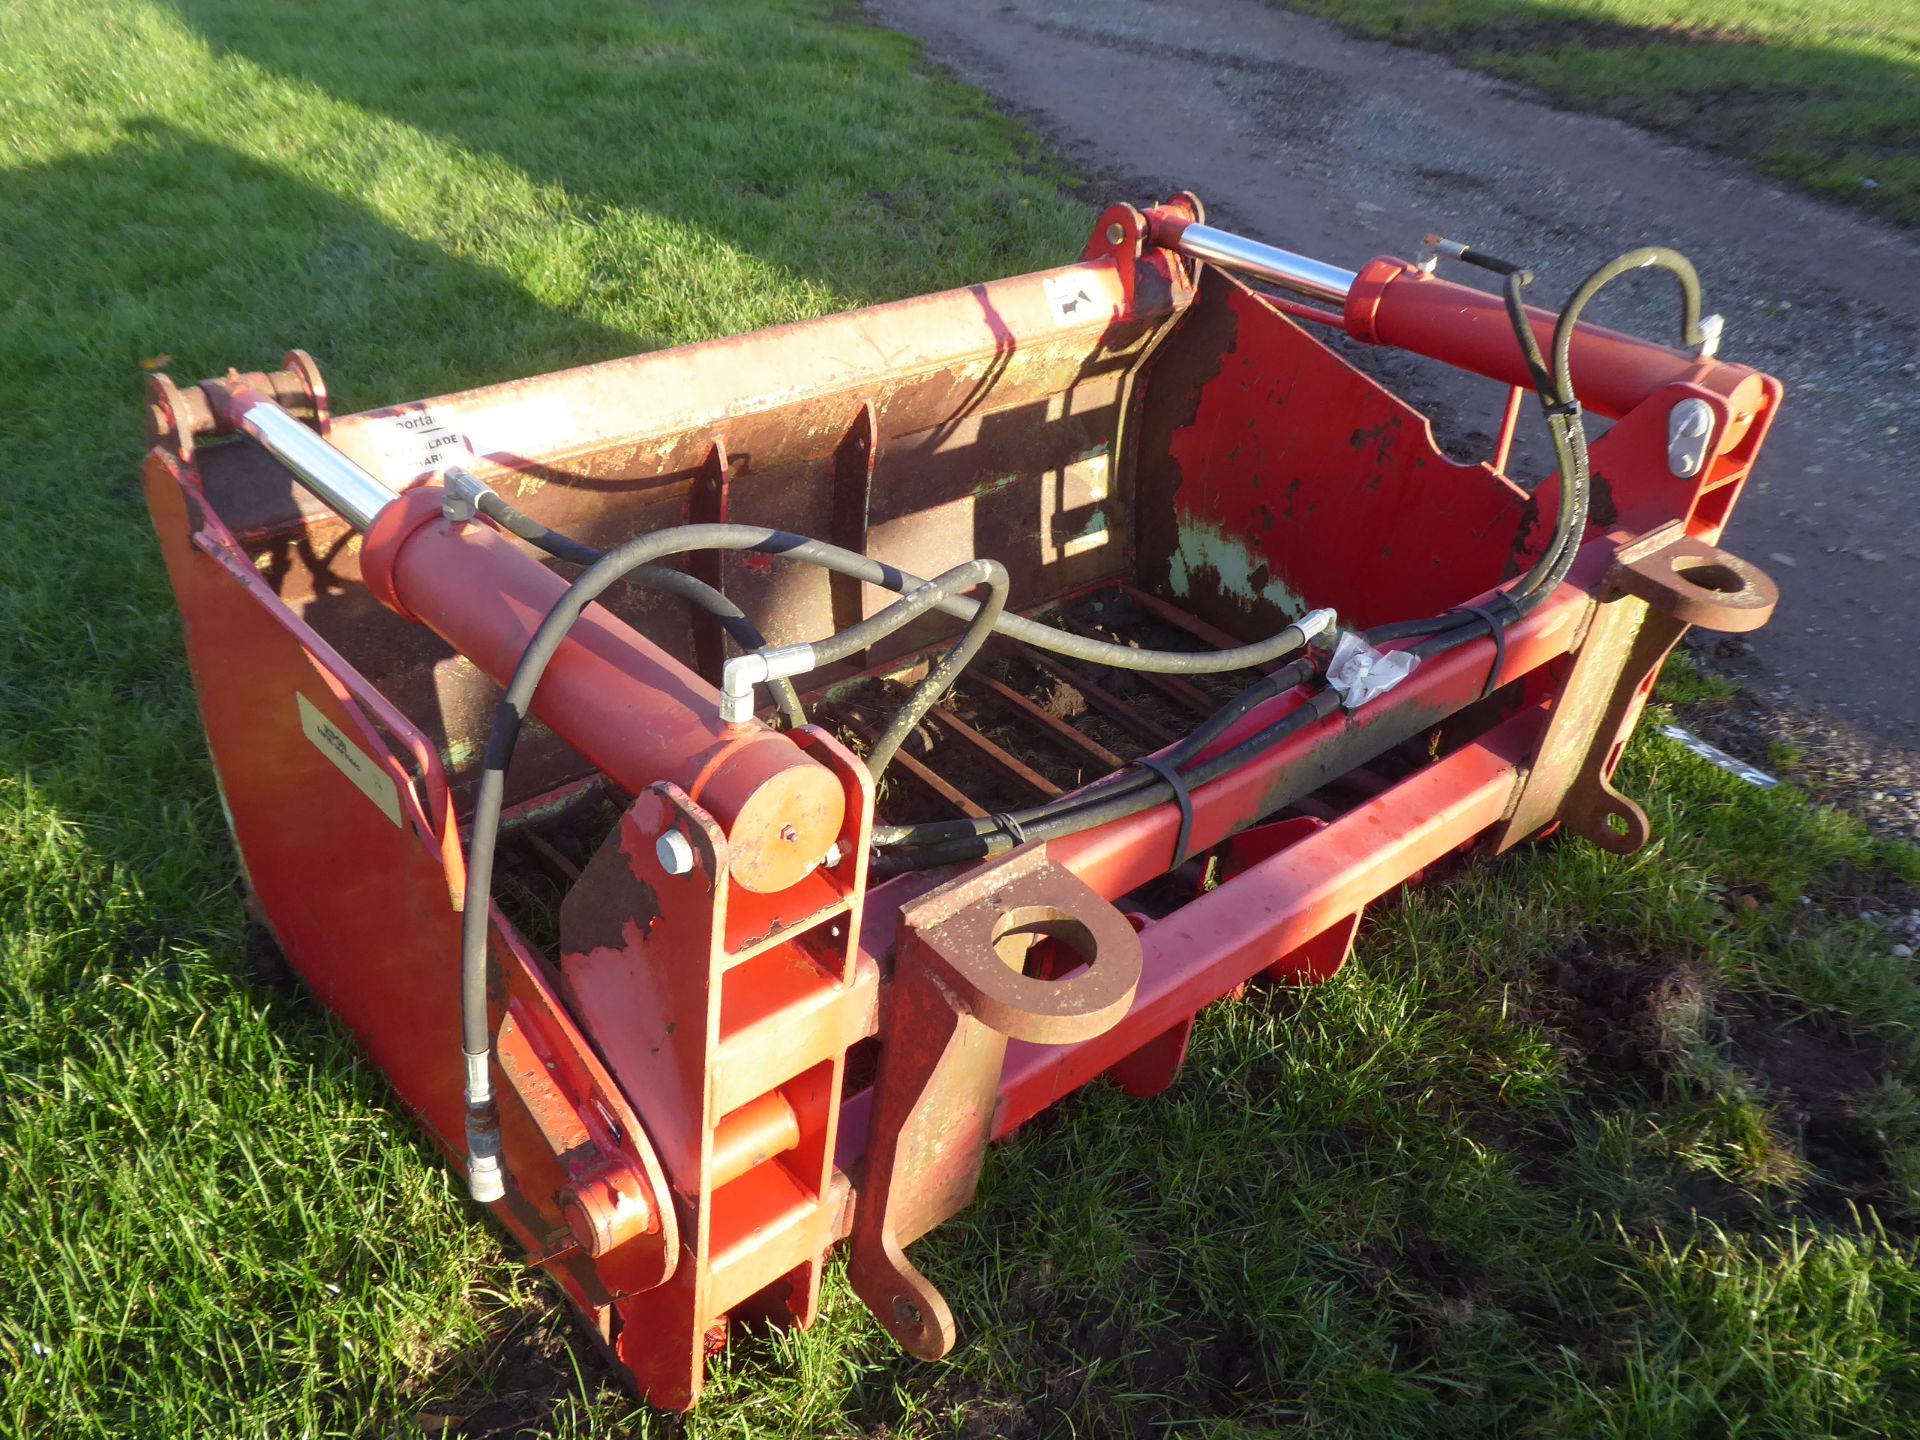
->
xmin=178 ymin=270 xmax=1162 ymax=810
xmin=1119 ymin=582 xmax=1269 ymax=660
xmin=1612 ymin=525 xmax=1779 ymax=632
xmin=924 ymin=710 xmax=1063 ymax=800
xmin=1132 ymin=269 xmax=1528 ymax=640
xmin=1053 ymin=613 xmax=1218 ymax=716
xmin=688 ymin=439 xmax=735 ymax=684
xmin=999 ymin=640 xmax=1182 ymax=747
xmin=828 ymin=403 xmax=879 ymax=645
xmin=1496 ymin=524 xmax=1777 ymax=853
xmin=967 ymin=672 xmax=1127 ymax=770
xmin=848 ymin=844 xmax=1140 ymax=1358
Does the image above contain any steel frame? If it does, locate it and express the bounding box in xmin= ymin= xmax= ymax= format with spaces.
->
xmin=141 ymin=194 xmax=1780 ymax=1409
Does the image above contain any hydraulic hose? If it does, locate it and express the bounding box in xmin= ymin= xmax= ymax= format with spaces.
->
xmin=472 ymin=486 xmax=807 ymax=728
xmin=1551 ymin=247 xmax=1706 ymax=401
xmin=471 ymin=490 xmax=1318 ymax=678
xmin=1367 ymin=245 xmax=1705 ymax=666
xmin=871 ymin=657 xmax=1317 ymax=848
xmin=806 ymin=558 xmax=1006 ymax=671
xmin=460 ymin=521 xmax=1304 ymax=1198
xmin=862 ymin=559 xmax=1007 ymax=780
xmin=872 ymin=685 xmax=1342 ymax=873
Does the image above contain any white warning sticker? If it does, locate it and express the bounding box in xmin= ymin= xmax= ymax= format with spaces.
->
xmin=298 ymin=692 xmax=404 ymax=827
xmin=1043 ymin=272 xmax=1102 ymax=324
xmin=368 ymin=404 xmax=473 ymax=483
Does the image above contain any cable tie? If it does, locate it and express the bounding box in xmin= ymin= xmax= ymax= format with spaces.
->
xmin=1133 ymin=754 xmax=1196 ymax=871
xmin=990 ymin=811 xmax=1029 ymax=848
xmin=1541 ymin=397 xmax=1583 ymax=421
xmin=1446 ymin=603 xmax=1510 ymax=699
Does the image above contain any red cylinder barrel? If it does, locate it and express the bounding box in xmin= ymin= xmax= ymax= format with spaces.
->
xmin=1343 ymin=258 xmax=1755 ymax=422
xmin=361 ymin=489 xmax=843 ymax=893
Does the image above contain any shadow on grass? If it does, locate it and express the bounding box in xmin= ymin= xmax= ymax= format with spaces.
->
xmin=158 ymin=0 xmax=1076 ymax=311
xmin=0 ymin=114 xmax=641 ymax=882
xmin=0 ymin=124 xmax=647 ymax=1436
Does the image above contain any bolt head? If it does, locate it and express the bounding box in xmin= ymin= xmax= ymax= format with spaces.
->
xmin=655 ymin=829 xmax=696 ymax=876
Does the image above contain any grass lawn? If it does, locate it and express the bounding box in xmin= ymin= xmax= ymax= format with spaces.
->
xmin=4 ymin=0 xmax=1920 ymax=1435
xmin=1271 ymin=0 xmax=1920 ymax=226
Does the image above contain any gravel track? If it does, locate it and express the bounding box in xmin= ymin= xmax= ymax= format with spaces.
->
xmin=870 ymin=0 xmax=1920 ymax=835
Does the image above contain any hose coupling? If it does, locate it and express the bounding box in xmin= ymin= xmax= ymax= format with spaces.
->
xmin=719 ymin=643 xmax=816 ymax=726
xmin=1295 ymin=607 xmax=1338 ymax=645
xmin=440 ymin=465 xmax=496 ymax=524
xmin=463 ymin=1047 xmax=505 ymax=1203
xmin=465 ymin=1113 xmax=506 ymax=1203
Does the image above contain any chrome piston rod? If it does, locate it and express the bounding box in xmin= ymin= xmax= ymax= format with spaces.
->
xmin=231 ymin=394 xmax=401 ymax=532
xmin=1158 ymin=221 xmax=1357 ymax=306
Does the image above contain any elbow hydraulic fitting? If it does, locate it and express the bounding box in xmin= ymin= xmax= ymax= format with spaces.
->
xmin=440 ymin=464 xmax=495 ymax=523
xmin=720 ymin=644 xmax=817 ymax=726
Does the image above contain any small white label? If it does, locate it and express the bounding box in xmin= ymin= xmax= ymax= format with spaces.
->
xmin=460 ymin=391 xmax=574 ymax=463
xmin=369 ymin=404 xmax=472 ymax=482
xmin=298 ymin=692 xmax=404 ymax=827
xmin=1044 ymin=272 xmax=1101 ymax=323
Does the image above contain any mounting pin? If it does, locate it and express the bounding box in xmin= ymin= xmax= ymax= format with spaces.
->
xmin=656 ymin=829 xmax=696 ymax=876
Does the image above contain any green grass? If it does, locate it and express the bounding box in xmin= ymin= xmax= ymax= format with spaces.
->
xmin=1269 ymin=0 xmax=1920 ymax=226
xmin=4 ymin=1 xmax=1920 ymax=1436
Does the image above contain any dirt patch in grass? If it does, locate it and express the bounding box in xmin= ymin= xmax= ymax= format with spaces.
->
xmin=1533 ymin=941 xmax=1906 ymax=1221
xmin=415 ymin=1297 xmax=639 ymax=1440
xmin=1536 ymin=945 xmax=1716 ymax=1089
xmin=1730 ymin=1003 xmax=1899 ymax=1213
xmin=857 ymin=1268 xmax=1283 ymax=1439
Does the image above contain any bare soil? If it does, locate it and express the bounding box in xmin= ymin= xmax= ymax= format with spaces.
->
xmin=1533 ymin=939 xmax=1910 ymax=1226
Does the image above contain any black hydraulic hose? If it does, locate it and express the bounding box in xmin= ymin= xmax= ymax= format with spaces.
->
xmin=874 ymin=686 xmax=1342 ymax=873
xmin=460 ymin=525 xmax=990 ymax=1039
xmin=474 ymin=490 xmax=605 ymax=567
xmin=807 ymin=558 xmax=1006 ymax=670
xmin=1420 ymin=251 xmax=1701 ymax=656
xmin=824 ymin=252 xmax=1700 ymax=872
xmin=864 ymin=559 xmax=1008 ymax=780
xmin=871 ymin=657 xmax=1317 ymax=848
xmin=1550 ymin=247 xmax=1705 ymax=402
xmin=459 ymin=518 xmax=1312 ymax=1103
xmin=477 ymin=494 xmax=1314 ymax=678
xmin=1364 ymin=244 xmax=1704 ymax=666
xmin=455 ymin=521 xmax=1229 ymax=1190
xmin=475 ymin=489 xmax=807 ymax=729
